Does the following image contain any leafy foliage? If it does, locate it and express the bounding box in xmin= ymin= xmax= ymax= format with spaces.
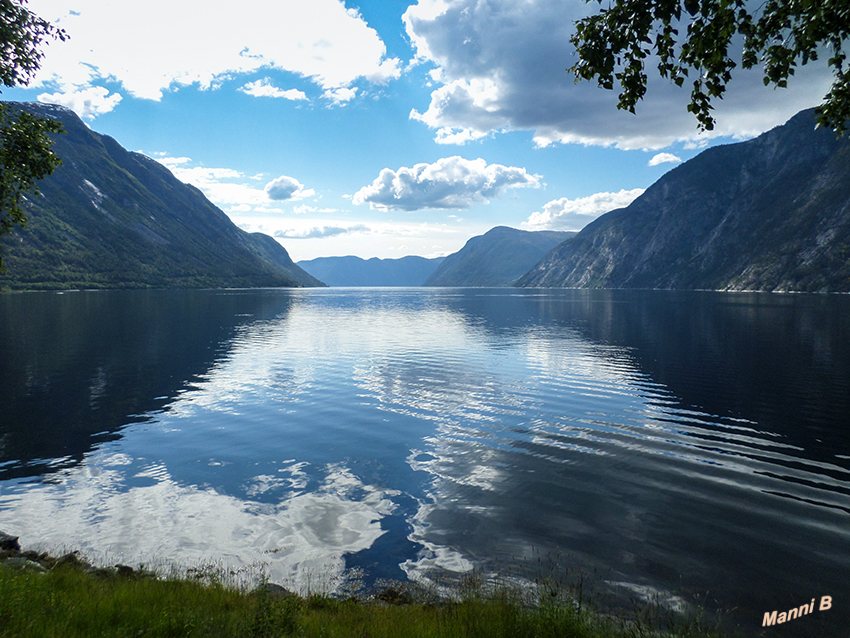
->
xmin=0 ymin=0 xmax=66 ymax=87
xmin=0 ymin=0 xmax=68 ymax=269
xmin=0 ymin=104 xmax=63 ymax=269
xmin=570 ymin=0 xmax=850 ymax=133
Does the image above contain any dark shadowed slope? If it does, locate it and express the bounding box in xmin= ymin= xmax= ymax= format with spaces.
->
xmin=297 ymin=255 xmax=443 ymax=286
xmin=518 ymin=108 xmax=850 ymax=292
xmin=424 ymin=226 xmax=574 ymax=287
xmin=0 ymin=102 xmax=324 ymax=290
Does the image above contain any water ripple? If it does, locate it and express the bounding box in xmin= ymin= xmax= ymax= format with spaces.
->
xmin=2 ymin=288 xmax=848 ymax=636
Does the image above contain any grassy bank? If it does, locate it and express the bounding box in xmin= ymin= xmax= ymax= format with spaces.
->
xmin=0 ymin=557 xmax=729 ymax=638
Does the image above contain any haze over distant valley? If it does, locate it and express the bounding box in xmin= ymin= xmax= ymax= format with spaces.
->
xmin=297 ymin=255 xmax=443 ymax=287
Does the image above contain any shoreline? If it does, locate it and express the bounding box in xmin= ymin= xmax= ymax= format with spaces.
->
xmin=0 ymin=529 xmax=734 ymax=638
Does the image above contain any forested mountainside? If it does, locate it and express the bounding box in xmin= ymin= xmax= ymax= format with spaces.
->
xmin=0 ymin=102 xmax=324 ymax=290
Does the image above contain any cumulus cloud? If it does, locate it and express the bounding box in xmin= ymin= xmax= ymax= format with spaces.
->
xmin=37 ymin=86 xmax=122 ymax=119
xmin=275 ymin=224 xmax=370 ymax=239
xmin=403 ymin=0 xmax=834 ymax=149
xmin=353 ymin=156 xmax=541 ymax=211
xmin=239 ymin=78 xmax=307 ymax=101
xmin=323 ymin=87 xmax=358 ymax=104
xmin=523 ymin=189 xmax=645 ymax=231
xmin=154 ymin=156 xmax=313 ymax=210
xmin=648 ymin=153 xmax=682 ymax=166
xmin=265 ymin=176 xmax=315 ymax=201
xmin=29 ymin=0 xmax=400 ymax=111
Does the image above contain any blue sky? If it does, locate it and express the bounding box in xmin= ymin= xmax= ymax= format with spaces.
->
xmin=4 ymin=0 xmax=833 ymax=261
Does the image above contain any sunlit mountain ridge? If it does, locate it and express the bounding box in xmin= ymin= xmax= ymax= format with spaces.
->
xmin=424 ymin=226 xmax=575 ymax=287
xmin=0 ymin=103 xmax=324 ymax=290
xmin=517 ymin=108 xmax=850 ymax=292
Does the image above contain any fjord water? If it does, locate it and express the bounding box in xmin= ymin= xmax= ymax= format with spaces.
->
xmin=1 ymin=288 xmax=848 ymax=635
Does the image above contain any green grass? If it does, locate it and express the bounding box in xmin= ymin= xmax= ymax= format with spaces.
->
xmin=0 ymin=565 xmax=259 ymax=637
xmin=0 ymin=562 xmax=729 ymax=638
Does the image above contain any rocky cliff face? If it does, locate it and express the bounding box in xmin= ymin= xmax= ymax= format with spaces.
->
xmin=424 ymin=226 xmax=574 ymax=287
xmin=0 ymin=102 xmax=324 ymax=290
xmin=518 ymin=109 xmax=850 ymax=292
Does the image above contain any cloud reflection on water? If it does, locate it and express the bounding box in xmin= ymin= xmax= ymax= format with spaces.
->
xmin=2 ymin=288 xmax=848 ymax=635
xmin=375 ymin=327 xmax=665 ymax=583
xmin=349 ymin=302 xmax=850 ymax=616
xmin=0 ymin=452 xmax=397 ymax=592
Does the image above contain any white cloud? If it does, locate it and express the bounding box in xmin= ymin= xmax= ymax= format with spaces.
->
xmin=28 ymin=0 xmax=400 ymax=111
xmin=237 ymin=217 xmax=482 ymax=261
xmin=153 ymin=156 xmax=314 ymax=210
xmin=648 ymin=153 xmax=682 ymax=166
xmin=159 ymin=161 xmax=260 ymax=206
xmin=154 ymin=155 xmax=190 ymax=164
xmin=522 ymin=189 xmax=645 ymax=231
xmin=409 ymin=77 xmax=504 ymax=145
xmin=275 ymin=224 xmax=370 ymax=239
xmin=239 ymin=78 xmax=307 ymax=101
xmin=353 ymin=156 xmax=541 ymax=211
xmin=265 ymin=176 xmax=315 ymax=201
xmin=684 ymin=139 xmax=710 ymax=151
xmin=293 ymin=205 xmax=338 ymax=214
xmin=323 ymin=87 xmax=358 ymax=104
xmin=160 ymin=164 xmax=242 ymax=183
xmin=37 ymin=86 xmax=122 ymax=119
xmin=0 ymin=450 xmax=397 ymax=593
xmin=402 ymin=0 xmax=834 ymax=150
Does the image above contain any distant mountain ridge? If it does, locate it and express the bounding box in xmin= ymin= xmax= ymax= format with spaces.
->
xmin=297 ymin=255 xmax=443 ymax=286
xmin=518 ymin=108 xmax=850 ymax=292
xmin=0 ymin=102 xmax=323 ymax=290
xmin=424 ymin=226 xmax=575 ymax=287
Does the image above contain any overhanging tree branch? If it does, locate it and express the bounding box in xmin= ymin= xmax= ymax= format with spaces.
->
xmin=570 ymin=0 xmax=850 ymax=133
xmin=0 ymin=0 xmax=67 ymax=271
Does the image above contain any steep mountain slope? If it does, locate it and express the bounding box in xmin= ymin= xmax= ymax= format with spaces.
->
xmin=0 ymin=102 xmax=324 ymax=290
xmin=518 ymin=109 xmax=850 ymax=292
xmin=297 ymin=255 xmax=443 ymax=286
xmin=424 ymin=226 xmax=575 ymax=287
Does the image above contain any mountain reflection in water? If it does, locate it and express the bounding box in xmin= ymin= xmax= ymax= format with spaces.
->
xmin=0 ymin=288 xmax=847 ymax=637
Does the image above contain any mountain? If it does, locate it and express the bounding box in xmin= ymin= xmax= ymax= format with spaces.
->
xmin=0 ymin=102 xmax=324 ymax=290
xmin=423 ymin=226 xmax=575 ymax=287
xmin=517 ymin=108 xmax=850 ymax=292
xmin=297 ymin=255 xmax=443 ymax=286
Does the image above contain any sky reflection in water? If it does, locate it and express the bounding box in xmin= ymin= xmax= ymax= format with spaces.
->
xmin=0 ymin=288 xmax=848 ymax=636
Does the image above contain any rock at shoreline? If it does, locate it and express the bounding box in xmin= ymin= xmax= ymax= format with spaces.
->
xmin=377 ymin=586 xmax=413 ymax=605
xmin=0 ymin=531 xmax=142 ymax=579
xmin=0 ymin=531 xmax=21 ymax=552
xmin=54 ymin=551 xmax=93 ymax=571
xmin=254 ymin=582 xmax=298 ymax=599
xmin=115 ymin=564 xmax=136 ymax=577
xmin=2 ymin=557 xmax=48 ymax=573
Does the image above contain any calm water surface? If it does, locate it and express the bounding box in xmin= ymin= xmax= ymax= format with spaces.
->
xmin=1 ymin=288 xmax=848 ymax=636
